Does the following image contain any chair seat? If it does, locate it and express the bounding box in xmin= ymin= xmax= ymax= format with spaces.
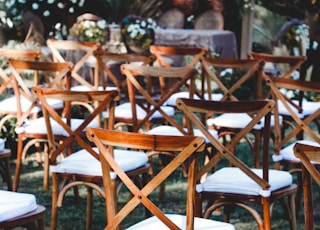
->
xmin=206 ymin=113 xmax=282 ymax=130
xmin=0 ymin=138 xmax=4 ymax=152
xmin=127 ymin=214 xmax=235 ymax=230
xmin=273 ymin=139 xmax=320 ymax=163
xmin=196 ymin=167 xmax=293 ymax=197
xmin=50 ymin=147 xmax=148 ymax=179
xmin=112 ymin=102 xmax=175 ymax=120
xmin=15 ymin=117 xmax=99 ymax=135
xmin=145 ymin=125 xmax=218 ymax=144
xmin=164 ymin=92 xmax=224 ymax=107
xmin=0 ymin=190 xmax=37 ymax=222
xmin=277 ymin=99 xmax=320 ymax=118
xmin=0 ymin=95 xmax=63 ymax=114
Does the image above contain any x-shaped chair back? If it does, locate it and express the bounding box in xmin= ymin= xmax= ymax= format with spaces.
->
xmin=177 ymin=98 xmax=274 ymax=184
xmin=248 ymin=52 xmax=307 ymax=99
xmin=121 ymin=64 xmax=197 ymax=133
xmin=149 ymin=45 xmax=208 ymax=99
xmin=202 ymin=57 xmax=265 ymax=101
xmin=265 ymin=76 xmax=320 ymax=154
xmin=93 ymin=49 xmax=156 ymax=96
xmin=0 ymin=49 xmax=41 ymax=130
xmin=177 ymin=99 xmax=297 ymax=229
xmin=32 ymin=87 xmax=119 ymax=164
xmin=8 ymin=59 xmax=73 ymax=127
xmin=0 ymin=49 xmax=41 ymax=95
xmin=294 ymin=142 xmax=320 ymax=229
xmin=86 ymin=128 xmax=206 ymax=230
xmin=47 ymin=39 xmax=100 ymax=90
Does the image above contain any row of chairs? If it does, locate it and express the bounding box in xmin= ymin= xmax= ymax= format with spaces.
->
xmin=0 ymin=38 xmax=318 ymax=229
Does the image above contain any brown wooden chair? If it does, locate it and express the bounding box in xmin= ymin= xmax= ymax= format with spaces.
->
xmin=293 ymin=142 xmax=320 ymax=230
xmin=0 ymin=48 xmax=41 ymax=132
xmin=202 ymin=57 xmax=267 ymax=167
xmin=8 ymin=59 xmax=73 ymax=191
xmin=119 ymin=63 xmax=197 ymax=132
xmin=93 ymin=49 xmax=156 ymax=99
xmin=0 ymin=190 xmax=45 ymax=229
xmin=86 ymin=128 xmax=235 ymax=230
xmin=0 ymin=149 xmax=12 ymax=191
xmin=121 ymin=63 xmax=219 ymax=203
xmin=177 ymin=98 xmax=297 ymax=230
xmin=47 ymin=39 xmax=101 ymax=90
xmin=149 ymin=45 xmax=209 ymax=105
xmin=33 ymin=87 xmax=149 ymax=230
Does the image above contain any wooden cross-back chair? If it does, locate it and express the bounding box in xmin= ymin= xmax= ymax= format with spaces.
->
xmin=177 ymin=98 xmax=297 ymax=230
xmin=202 ymin=57 xmax=267 ymax=167
xmin=93 ymin=49 xmax=156 ymax=99
xmin=0 ymin=49 xmax=41 ymax=131
xmin=47 ymin=39 xmax=100 ymax=90
xmin=121 ymin=63 xmax=219 ymax=203
xmin=86 ymin=128 xmax=235 ymax=230
xmin=149 ymin=45 xmax=209 ymax=106
xmin=31 ymin=87 xmax=142 ymax=230
xmin=119 ymin=63 xmax=197 ymax=132
xmin=293 ymin=142 xmax=320 ymax=230
xmin=8 ymin=59 xmax=73 ymax=191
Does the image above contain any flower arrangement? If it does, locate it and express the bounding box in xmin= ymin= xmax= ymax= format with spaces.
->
xmin=69 ymin=14 xmax=108 ymax=44
xmin=281 ymin=23 xmax=309 ymax=55
xmin=120 ymin=15 xmax=158 ymax=52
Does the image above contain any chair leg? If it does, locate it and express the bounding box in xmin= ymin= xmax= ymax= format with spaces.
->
xmin=86 ymin=187 xmax=93 ymax=230
xmin=51 ymin=173 xmax=59 ymax=230
xmin=262 ymin=197 xmax=271 ymax=230
xmin=13 ymin=135 xmax=23 ymax=191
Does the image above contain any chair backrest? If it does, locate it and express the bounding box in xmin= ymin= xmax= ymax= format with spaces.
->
xmin=0 ymin=49 xmax=41 ymax=97
xmin=93 ymin=50 xmax=156 ymax=96
xmin=202 ymin=57 xmax=265 ymax=101
xmin=176 ymin=98 xmax=274 ymax=189
xmin=194 ymin=10 xmax=224 ymax=30
xmin=265 ymin=75 xmax=320 ymax=154
xmin=121 ymin=64 xmax=197 ymax=133
xmin=8 ymin=59 xmax=73 ymax=127
xmin=149 ymin=45 xmax=207 ymax=99
xmin=86 ymin=128 xmax=206 ymax=229
xmin=32 ymin=87 xmax=119 ymax=165
xmin=293 ymin=142 xmax=320 ymax=229
xmin=157 ymin=8 xmax=185 ymax=29
xmin=248 ymin=52 xmax=306 ymax=78
xmin=47 ymin=39 xmax=100 ymax=90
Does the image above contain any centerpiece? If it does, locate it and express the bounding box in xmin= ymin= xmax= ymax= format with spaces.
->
xmin=120 ymin=15 xmax=157 ymax=53
xmin=69 ymin=13 xmax=108 ymax=44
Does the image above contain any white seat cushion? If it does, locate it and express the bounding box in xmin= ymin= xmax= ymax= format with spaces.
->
xmin=50 ymin=147 xmax=148 ymax=179
xmin=196 ymin=167 xmax=293 ymax=197
xmin=277 ymin=99 xmax=320 ymax=118
xmin=0 ymin=190 xmax=37 ymax=222
xmin=273 ymin=139 xmax=320 ymax=163
xmin=15 ymin=117 xmax=99 ymax=135
xmin=127 ymin=214 xmax=235 ymax=230
xmin=206 ymin=113 xmax=281 ymax=130
xmin=0 ymin=95 xmax=63 ymax=114
xmin=145 ymin=125 xmax=218 ymax=144
xmin=0 ymin=138 xmax=4 ymax=152
xmin=113 ymin=102 xmax=175 ymax=120
xmin=164 ymin=92 xmax=224 ymax=107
